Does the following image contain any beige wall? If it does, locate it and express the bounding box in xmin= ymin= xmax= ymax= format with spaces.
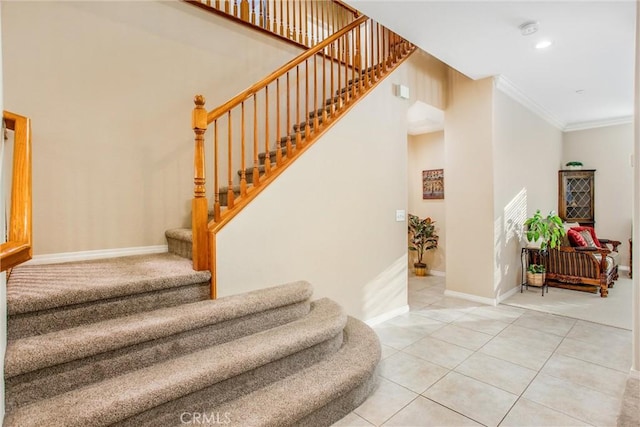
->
xmin=493 ymin=88 xmax=563 ymax=297
xmin=2 ymin=1 xmax=303 ymax=255
xmin=563 ymin=124 xmax=634 ymax=267
xmin=217 ymin=66 xmax=410 ymax=322
xmin=408 ymin=131 xmax=446 ymax=273
xmin=444 ymin=73 xmax=495 ymax=300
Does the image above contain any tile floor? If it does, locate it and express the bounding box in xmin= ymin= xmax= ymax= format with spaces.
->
xmin=334 ymin=275 xmax=633 ymax=427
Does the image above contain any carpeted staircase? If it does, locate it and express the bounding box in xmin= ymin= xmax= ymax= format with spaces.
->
xmin=165 ymin=70 xmax=374 ymax=258
xmin=4 ymin=253 xmax=380 ymax=426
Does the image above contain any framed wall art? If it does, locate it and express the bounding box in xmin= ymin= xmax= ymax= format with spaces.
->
xmin=422 ymin=169 xmax=444 ymax=199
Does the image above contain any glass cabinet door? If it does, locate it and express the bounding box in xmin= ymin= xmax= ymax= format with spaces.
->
xmin=558 ymin=170 xmax=595 ymax=226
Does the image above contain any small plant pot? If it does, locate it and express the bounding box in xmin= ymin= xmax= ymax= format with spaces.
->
xmin=566 ymin=165 xmax=582 ymax=170
xmin=414 ymin=263 xmax=427 ymax=277
xmin=526 ymin=271 xmax=545 ymax=287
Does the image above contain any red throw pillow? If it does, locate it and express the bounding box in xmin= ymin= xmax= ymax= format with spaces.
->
xmin=570 ymin=226 xmax=601 ymax=247
xmin=567 ymin=228 xmax=587 ymax=247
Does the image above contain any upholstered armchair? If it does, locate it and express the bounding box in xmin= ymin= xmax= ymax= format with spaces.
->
xmin=544 ymin=225 xmax=620 ymax=297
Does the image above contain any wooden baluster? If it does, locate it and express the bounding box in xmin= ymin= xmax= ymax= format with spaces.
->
xmin=369 ymin=19 xmax=374 ymax=85
xmin=298 ymin=0 xmax=304 ymax=44
xmin=292 ymin=0 xmax=297 ymax=42
xmin=357 ymin=24 xmax=363 ymax=92
xmin=338 ymin=37 xmax=343 ymax=106
xmin=264 ymin=85 xmax=272 ymax=174
xmin=351 ymin=29 xmax=356 ymax=100
xmin=227 ymin=111 xmax=235 ymax=208
xmin=313 ymin=53 xmax=319 ymax=130
xmin=234 ymin=0 xmax=239 ymax=17
xmin=214 ymin=0 xmax=220 ymax=9
xmin=253 ymin=94 xmax=260 ymax=186
xmin=213 ymin=120 xmax=221 ymax=222
xmin=381 ymin=25 xmax=387 ymax=74
xmin=279 ymin=0 xmax=284 ymax=36
xmin=309 ymin=0 xmax=314 ymax=45
xmin=330 ymin=40 xmax=335 ymax=116
xmin=224 ymin=0 xmax=230 ymax=13
xmin=259 ymin=0 xmax=264 ymax=27
xmin=286 ymin=0 xmax=291 ymax=41
xmin=250 ymin=0 xmax=256 ymax=24
xmin=363 ymin=20 xmax=369 ymax=88
xmin=305 ymin=59 xmax=310 ymax=140
xmin=295 ymin=65 xmax=302 ymax=148
xmin=286 ymin=71 xmax=294 ymax=156
xmin=192 ymin=95 xmax=209 ymax=271
xmin=276 ymin=78 xmax=283 ymax=165
xmin=322 ymin=50 xmax=328 ymax=123
xmin=304 ymin=0 xmax=309 ymax=46
xmin=240 ymin=101 xmax=247 ymax=197
xmin=206 ymin=0 xmax=211 ymax=7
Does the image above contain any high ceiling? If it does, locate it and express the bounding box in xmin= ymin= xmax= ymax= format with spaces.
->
xmin=346 ymin=0 xmax=637 ymax=131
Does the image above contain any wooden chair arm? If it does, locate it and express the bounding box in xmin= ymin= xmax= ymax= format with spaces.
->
xmin=598 ymin=239 xmax=620 ymax=252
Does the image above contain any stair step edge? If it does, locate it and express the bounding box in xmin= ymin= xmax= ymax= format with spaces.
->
xmin=213 ymin=316 xmax=380 ymax=426
xmin=6 ymin=253 xmax=211 ymax=316
xmin=5 ymin=281 xmax=314 ymax=378
xmin=4 ymin=299 xmax=346 ymax=427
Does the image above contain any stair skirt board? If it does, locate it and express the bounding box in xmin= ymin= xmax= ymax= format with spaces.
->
xmin=24 ymin=245 xmax=169 ymax=265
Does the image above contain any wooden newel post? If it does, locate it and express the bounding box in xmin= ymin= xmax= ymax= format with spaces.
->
xmin=192 ymin=95 xmax=210 ymax=271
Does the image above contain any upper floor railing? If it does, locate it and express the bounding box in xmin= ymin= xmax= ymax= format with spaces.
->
xmin=1 ymin=111 xmax=33 ymax=272
xmin=187 ymin=0 xmax=358 ymax=48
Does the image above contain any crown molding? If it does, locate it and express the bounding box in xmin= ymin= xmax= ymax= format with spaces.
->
xmin=494 ymin=75 xmax=566 ymax=131
xmin=563 ymin=116 xmax=634 ymax=132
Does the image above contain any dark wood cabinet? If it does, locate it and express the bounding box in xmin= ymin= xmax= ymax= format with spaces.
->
xmin=558 ymin=169 xmax=595 ymax=227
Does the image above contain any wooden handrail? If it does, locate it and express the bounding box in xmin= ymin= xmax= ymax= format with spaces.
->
xmin=1 ymin=111 xmax=33 ymax=272
xmin=206 ymin=15 xmax=367 ymax=124
xmin=190 ymin=8 xmax=415 ymax=287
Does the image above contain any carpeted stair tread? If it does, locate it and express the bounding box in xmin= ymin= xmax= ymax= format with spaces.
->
xmin=165 ymin=228 xmax=193 ymax=243
xmin=7 ymin=253 xmax=211 ymax=315
xmin=207 ymin=316 xmax=380 ymax=427
xmin=5 ymin=281 xmax=313 ymax=378
xmin=3 ymin=299 xmax=347 ymax=427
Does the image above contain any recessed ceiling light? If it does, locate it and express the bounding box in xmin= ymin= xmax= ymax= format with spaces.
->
xmin=535 ymin=40 xmax=553 ymax=49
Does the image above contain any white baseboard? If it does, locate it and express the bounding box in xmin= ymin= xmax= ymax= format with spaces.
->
xmin=365 ymin=305 xmax=410 ymax=327
xmin=619 ymin=265 xmax=630 ymax=272
xmin=25 ymin=245 xmax=169 ymax=265
xmin=443 ymin=289 xmax=497 ymax=307
xmin=498 ymin=286 xmax=521 ymax=304
xmin=429 ymin=270 xmax=446 ymax=277
xmin=629 ymin=368 xmax=640 ymax=380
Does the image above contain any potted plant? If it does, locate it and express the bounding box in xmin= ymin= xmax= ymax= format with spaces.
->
xmin=523 ymin=209 xmax=566 ymax=250
xmin=565 ymin=161 xmax=583 ymax=170
xmin=408 ymin=214 xmax=439 ymax=276
xmin=526 ymin=264 xmax=546 ymax=286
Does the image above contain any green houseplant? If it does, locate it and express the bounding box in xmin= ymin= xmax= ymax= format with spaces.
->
xmin=523 ymin=209 xmax=566 ymax=250
xmin=565 ymin=161 xmax=583 ymax=170
xmin=408 ymin=214 xmax=439 ymax=276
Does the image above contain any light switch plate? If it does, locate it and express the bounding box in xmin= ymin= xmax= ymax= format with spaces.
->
xmin=396 ymin=210 xmax=406 ymax=222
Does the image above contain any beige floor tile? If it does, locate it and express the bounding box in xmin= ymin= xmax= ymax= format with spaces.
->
xmin=436 ymin=296 xmax=484 ymax=310
xmin=566 ymin=320 xmax=632 ymax=347
xmin=423 ymin=371 xmax=518 ymax=427
xmin=332 ymin=412 xmax=374 ymax=426
xmin=386 ymin=312 xmax=446 ymax=336
xmin=556 ymin=336 xmax=632 ymax=373
xmin=479 ymin=336 xmax=553 ymax=371
xmin=512 ymin=310 xmax=576 ymax=337
xmin=452 ymin=313 xmax=511 ymax=336
xmin=408 ymin=291 xmax=443 ymax=309
xmin=403 ymin=336 xmax=474 ymax=369
xmin=380 ymin=344 xmax=398 ymax=360
xmin=374 ymin=324 xmax=426 ymax=350
xmin=454 ymin=352 xmax=537 ymax=395
xmin=354 ymin=377 xmax=418 ymax=426
xmin=430 ymin=324 xmax=494 ymax=351
xmin=542 ymin=353 xmax=630 ymax=397
xmin=500 ymin=398 xmax=592 ymax=427
xmin=472 ymin=305 xmax=525 ymax=323
xmin=497 ymin=324 xmax=564 ymax=352
xmin=382 ymin=396 xmax=482 ymax=426
xmin=523 ymin=373 xmax=622 ymax=427
xmin=379 ymin=351 xmax=449 ymax=393
xmin=412 ymin=305 xmax=470 ymax=323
